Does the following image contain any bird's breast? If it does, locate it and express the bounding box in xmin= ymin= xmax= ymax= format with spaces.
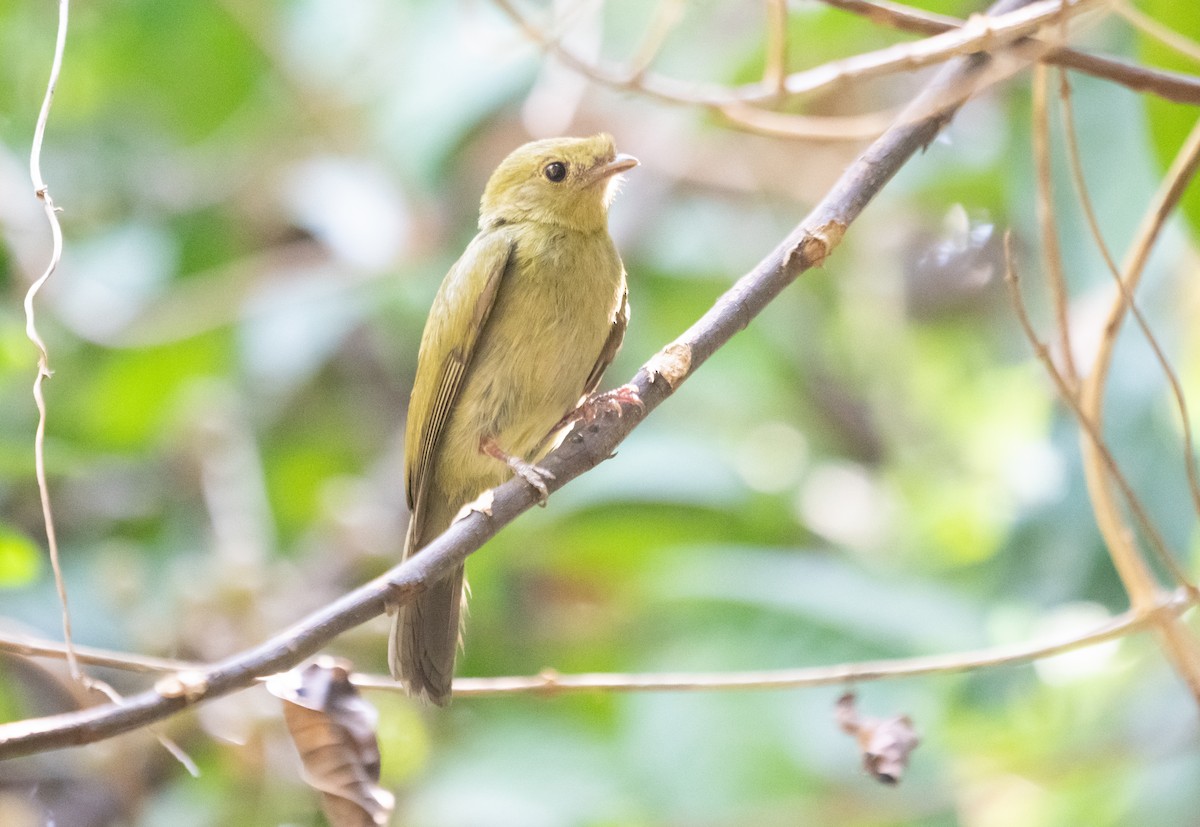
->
xmin=432 ymin=226 xmax=625 ymax=497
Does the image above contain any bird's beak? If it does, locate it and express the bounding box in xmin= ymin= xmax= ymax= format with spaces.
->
xmin=590 ymin=153 xmax=639 ymax=183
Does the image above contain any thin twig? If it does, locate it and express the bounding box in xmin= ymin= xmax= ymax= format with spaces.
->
xmin=0 ymin=0 xmax=1026 ymax=760
xmin=778 ymin=0 xmax=1097 ymax=99
xmin=1057 ymin=70 xmax=1200 ymax=557
xmin=493 ymin=0 xmax=1101 ymax=106
xmin=624 ymin=0 xmax=685 ymax=81
xmin=0 ymin=633 xmax=199 ymax=674
xmin=419 ymin=589 xmax=1198 ymax=695
xmin=1075 ymin=114 xmax=1200 ymax=702
xmin=818 ymin=0 xmax=1200 ymax=105
xmin=818 ymin=0 xmax=960 ymax=34
xmin=719 ymin=102 xmax=895 ymax=141
xmin=1009 ymin=228 xmax=1200 ymax=707
xmin=1030 ymin=63 xmax=1078 ymax=387
xmin=764 ymin=0 xmax=789 ymax=93
xmin=8 ymin=589 xmax=1192 ymax=696
xmin=23 ymin=0 xmax=78 ymax=684
xmin=1002 ymin=235 xmax=1187 ymax=600
xmin=1113 ymin=1 xmax=1200 ymax=65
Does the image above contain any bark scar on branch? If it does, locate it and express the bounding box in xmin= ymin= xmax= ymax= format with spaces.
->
xmin=792 ymin=220 xmax=848 ymax=270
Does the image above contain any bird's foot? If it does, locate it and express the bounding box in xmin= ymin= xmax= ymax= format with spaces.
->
xmin=556 ymin=384 xmax=645 ymax=432
xmin=480 ymin=437 xmax=555 ymax=505
xmin=508 ymin=458 xmax=555 ymax=505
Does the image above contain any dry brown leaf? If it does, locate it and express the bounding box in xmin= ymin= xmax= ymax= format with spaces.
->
xmin=268 ymin=657 xmax=395 ymax=826
xmin=835 ymin=691 xmax=920 ymax=785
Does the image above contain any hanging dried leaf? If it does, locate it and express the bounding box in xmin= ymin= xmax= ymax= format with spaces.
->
xmin=835 ymin=691 xmax=920 ymax=785
xmin=268 ymin=658 xmax=395 ymax=826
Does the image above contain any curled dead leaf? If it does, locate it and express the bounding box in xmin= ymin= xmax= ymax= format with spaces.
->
xmin=835 ymin=691 xmax=920 ymax=785
xmin=268 ymin=657 xmax=395 ymax=826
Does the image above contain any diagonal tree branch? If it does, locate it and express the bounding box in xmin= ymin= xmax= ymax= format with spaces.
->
xmin=0 ymin=0 xmax=1045 ymax=760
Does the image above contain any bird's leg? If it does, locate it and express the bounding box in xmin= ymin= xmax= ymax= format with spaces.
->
xmin=552 ymin=383 xmax=645 ymax=434
xmin=479 ymin=436 xmax=555 ymax=505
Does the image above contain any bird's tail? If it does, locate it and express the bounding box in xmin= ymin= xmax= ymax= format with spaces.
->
xmin=388 ymin=496 xmax=465 ymax=706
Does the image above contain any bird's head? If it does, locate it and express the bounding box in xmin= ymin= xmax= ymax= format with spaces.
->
xmin=479 ymin=134 xmax=638 ymax=233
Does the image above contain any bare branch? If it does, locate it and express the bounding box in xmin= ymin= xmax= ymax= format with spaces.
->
xmin=1006 ymin=224 xmax=1200 ymax=704
xmin=493 ymin=0 xmax=1102 ymax=107
xmin=718 ymin=102 xmax=894 ymax=141
xmin=764 ymin=0 xmax=789 ymax=93
xmin=8 ymin=590 xmax=1192 ymax=698
xmin=404 ymin=589 xmax=1197 ymax=696
xmin=624 ymin=0 xmax=685 ymax=81
xmin=1056 ymin=71 xmax=1200 ymax=546
xmin=1113 ymin=1 xmax=1200 ymax=65
xmin=1077 ymin=115 xmax=1200 ymax=702
xmin=1002 ymin=237 xmax=1187 ymax=598
xmin=0 ymin=633 xmax=198 ymax=675
xmin=778 ymin=0 xmax=1097 ymax=99
xmin=1031 ymin=63 xmax=1078 ymax=388
xmin=820 ymin=0 xmax=1200 ymax=105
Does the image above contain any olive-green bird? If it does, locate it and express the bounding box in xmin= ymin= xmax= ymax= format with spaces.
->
xmin=390 ymin=134 xmax=638 ymax=705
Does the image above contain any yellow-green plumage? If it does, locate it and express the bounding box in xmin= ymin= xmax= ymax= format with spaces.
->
xmin=390 ymin=135 xmax=636 ymax=704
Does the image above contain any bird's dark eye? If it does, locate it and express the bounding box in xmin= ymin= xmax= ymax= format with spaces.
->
xmin=543 ymin=161 xmax=567 ymax=183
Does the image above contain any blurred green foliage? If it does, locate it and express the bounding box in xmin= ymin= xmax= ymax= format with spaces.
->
xmin=1138 ymin=0 xmax=1200 ymax=235
xmin=2 ymin=1 xmax=1200 ymax=825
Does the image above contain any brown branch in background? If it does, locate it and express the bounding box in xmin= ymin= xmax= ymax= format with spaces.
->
xmin=493 ymin=0 xmax=1103 ymax=107
xmin=0 ymin=0 xmax=1037 ymax=760
xmin=764 ymin=0 xmax=789 ymax=93
xmin=4 ymin=587 xmax=1193 ymax=696
xmin=22 ymin=0 xmax=79 ymax=685
xmin=1076 ymin=114 xmax=1200 ymax=702
xmin=0 ymin=634 xmax=196 ymax=674
xmin=412 ymin=589 xmax=1198 ymax=695
xmin=1056 ymin=71 xmax=1200 ymax=529
xmin=1007 ymin=207 xmax=1200 ymax=705
xmin=819 ymin=0 xmax=1200 ymax=105
xmin=1030 ymin=63 xmax=1078 ymax=388
xmin=818 ymin=0 xmax=960 ymax=34
xmin=1002 ymin=236 xmax=1185 ymax=597
xmin=718 ymin=103 xmax=896 ymax=142
xmin=624 ymin=0 xmax=685 ymax=81
xmin=776 ymin=0 xmax=1098 ymax=98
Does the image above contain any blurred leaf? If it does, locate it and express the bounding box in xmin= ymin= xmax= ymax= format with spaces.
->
xmin=68 ymin=334 xmax=230 ymax=449
xmin=64 ymin=0 xmax=267 ymax=140
xmin=1137 ymin=0 xmax=1200 ymax=238
xmin=0 ymin=527 xmax=41 ymax=587
xmin=654 ymin=546 xmax=987 ymax=653
xmin=0 ymin=652 xmax=86 ymax=719
xmin=269 ymin=658 xmax=396 ymax=827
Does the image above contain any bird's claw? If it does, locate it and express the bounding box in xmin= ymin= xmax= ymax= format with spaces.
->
xmin=481 ymin=437 xmax=555 ymax=505
xmin=560 ymin=384 xmax=645 ymax=431
xmin=507 ymin=457 xmax=555 ymax=505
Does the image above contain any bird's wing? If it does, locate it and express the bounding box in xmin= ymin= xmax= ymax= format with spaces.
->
xmin=404 ymin=230 xmax=514 ymax=527
xmin=580 ymin=283 xmax=629 ymax=398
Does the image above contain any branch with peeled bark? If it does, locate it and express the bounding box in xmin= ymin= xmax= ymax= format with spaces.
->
xmin=0 ymin=0 xmax=1088 ymax=760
